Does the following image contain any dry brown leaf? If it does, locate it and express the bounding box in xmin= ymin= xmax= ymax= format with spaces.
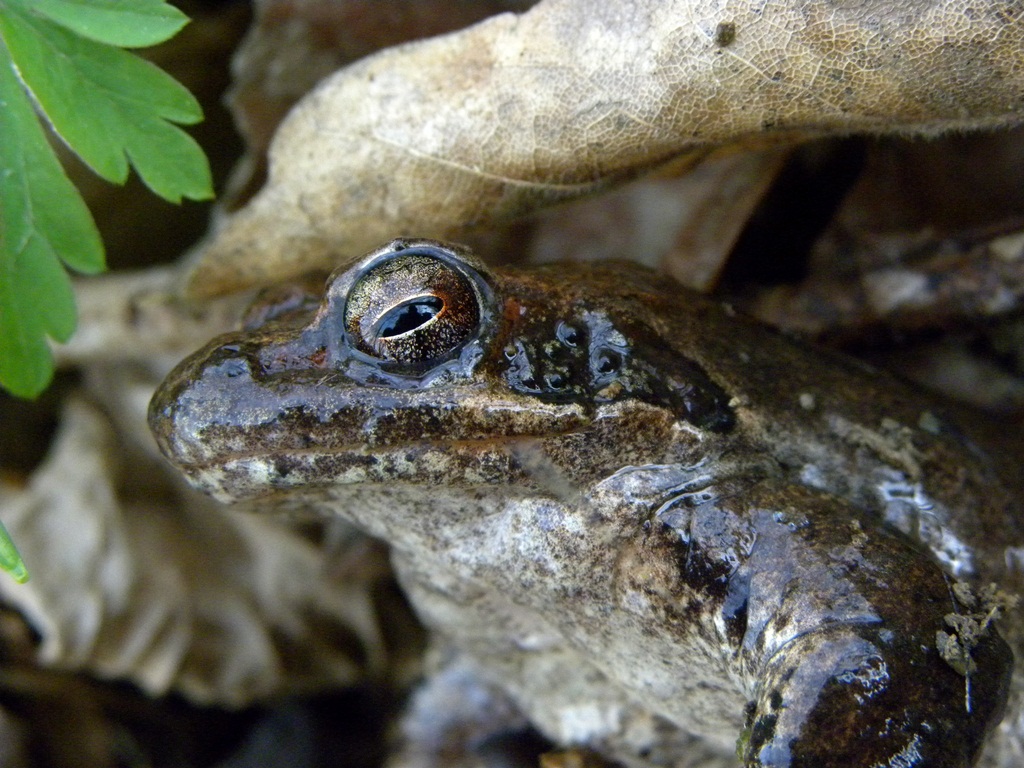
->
xmin=225 ymin=0 xmax=540 ymax=207
xmin=0 ymin=397 xmax=390 ymax=706
xmin=527 ymin=146 xmax=792 ymax=291
xmin=55 ymin=268 xmax=247 ymax=370
xmin=187 ymin=0 xmax=1024 ymax=295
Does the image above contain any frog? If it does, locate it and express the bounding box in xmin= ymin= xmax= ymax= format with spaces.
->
xmin=149 ymin=238 xmax=1019 ymax=768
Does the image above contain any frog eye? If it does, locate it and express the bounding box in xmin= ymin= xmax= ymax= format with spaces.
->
xmin=344 ymin=251 xmax=482 ymax=368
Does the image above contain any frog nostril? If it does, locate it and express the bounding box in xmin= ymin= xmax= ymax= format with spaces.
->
xmin=210 ymin=354 xmax=252 ymax=380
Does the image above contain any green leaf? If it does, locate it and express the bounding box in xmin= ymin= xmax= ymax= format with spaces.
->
xmin=0 ymin=520 xmax=28 ymax=584
xmin=0 ymin=1 xmax=209 ymax=580
xmin=0 ymin=39 xmax=104 ymax=398
xmin=7 ymin=0 xmax=188 ymax=48
xmin=0 ymin=2 xmax=212 ymax=202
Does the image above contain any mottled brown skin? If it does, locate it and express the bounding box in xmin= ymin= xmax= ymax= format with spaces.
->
xmin=150 ymin=239 xmax=1017 ymax=768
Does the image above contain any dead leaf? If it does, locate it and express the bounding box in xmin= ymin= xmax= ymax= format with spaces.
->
xmin=187 ymin=0 xmax=1024 ymax=295
xmin=733 ymin=129 xmax=1024 ymax=413
xmin=528 ymin=146 xmax=792 ymax=291
xmin=747 ymin=225 xmax=1024 ymax=338
xmin=225 ymin=0 xmax=540 ymax=208
xmin=55 ymin=268 xmax=247 ymax=370
xmin=0 ymin=397 xmax=392 ymax=706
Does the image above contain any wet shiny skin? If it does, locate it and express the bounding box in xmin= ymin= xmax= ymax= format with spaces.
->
xmin=150 ymin=239 xmax=1017 ymax=767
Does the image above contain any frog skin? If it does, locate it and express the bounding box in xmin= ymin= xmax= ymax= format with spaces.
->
xmin=149 ymin=238 xmax=1018 ymax=768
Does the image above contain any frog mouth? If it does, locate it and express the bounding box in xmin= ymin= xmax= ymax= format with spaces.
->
xmin=155 ymin=406 xmax=589 ymax=505
xmin=175 ymin=436 xmax=561 ymax=505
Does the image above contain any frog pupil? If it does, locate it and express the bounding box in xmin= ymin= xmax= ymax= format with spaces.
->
xmin=377 ymin=297 xmax=444 ymax=338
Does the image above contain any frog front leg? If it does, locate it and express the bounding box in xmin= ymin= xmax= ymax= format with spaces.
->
xmin=665 ymin=479 xmax=1012 ymax=768
xmin=745 ymin=620 xmax=1010 ymax=767
xmin=559 ymin=468 xmax=1013 ymax=767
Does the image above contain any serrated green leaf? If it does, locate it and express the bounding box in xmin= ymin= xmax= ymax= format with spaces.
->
xmin=0 ymin=520 xmax=28 ymax=584
xmin=0 ymin=4 xmax=212 ymax=202
xmin=4 ymin=0 xmax=187 ymax=48
xmin=0 ymin=40 xmax=104 ymax=398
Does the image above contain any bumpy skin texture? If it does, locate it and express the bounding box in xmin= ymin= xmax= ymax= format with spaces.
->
xmin=150 ymin=239 xmax=1018 ymax=767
